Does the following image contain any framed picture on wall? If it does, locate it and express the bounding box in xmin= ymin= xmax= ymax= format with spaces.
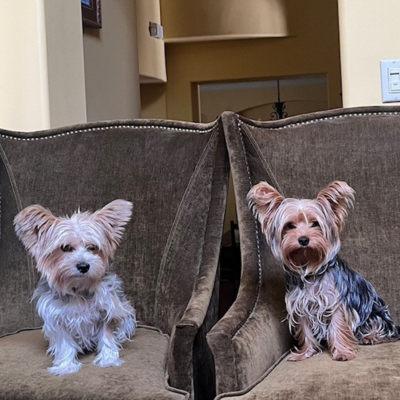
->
xmin=81 ymin=0 xmax=102 ymax=29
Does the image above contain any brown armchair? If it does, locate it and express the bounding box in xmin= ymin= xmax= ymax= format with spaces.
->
xmin=0 ymin=117 xmax=229 ymax=400
xmin=208 ymin=107 xmax=400 ymax=399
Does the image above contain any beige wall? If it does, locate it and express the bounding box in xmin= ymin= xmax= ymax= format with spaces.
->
xmin=141 ymin=0 xmax=342 ymax=231
xmin=0 ymin=0 xmax=86 ymax=131
xmin=0 ymin=0 xmax=142 ymax=130
xmin=83 ymin=0 xmax=141 ymax=122
xmin=141 ymin=0 xmax=342 ymax=121
xmin=161 ymin=0 xmax=287 ymax=42
xmin=339 ymin=0 xmax=400 ymax=107
xmin=44 ymin=1 xmax=87 ymax=128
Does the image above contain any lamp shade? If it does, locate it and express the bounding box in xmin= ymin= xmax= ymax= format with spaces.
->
xmin=161 ymin=0 xmax=288 ymax=43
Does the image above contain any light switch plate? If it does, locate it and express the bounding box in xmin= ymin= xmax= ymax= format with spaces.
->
xmin=381 ymin=59 xmax=400 ymax=103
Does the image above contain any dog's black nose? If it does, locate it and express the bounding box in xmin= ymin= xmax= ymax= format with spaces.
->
xmin=76 ymin=262 xmax=90 ymax=274
xmin=298 ymin=236 xmax=310 ymax=247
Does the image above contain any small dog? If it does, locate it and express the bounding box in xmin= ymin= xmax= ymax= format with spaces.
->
xmin=14 ymin=199 xmax=136 ymax=375
xmin=247 ymin=180 xmax=399 ymax=361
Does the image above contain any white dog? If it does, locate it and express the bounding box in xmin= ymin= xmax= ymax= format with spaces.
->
xmin=14 ymin=200 xmax=136 ymax=376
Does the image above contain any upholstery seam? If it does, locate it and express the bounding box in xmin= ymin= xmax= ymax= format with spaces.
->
xmin=239 ymin=122 xmax=285 ymax=195
xmin=0 ymin=123 xmax=217 ymax=141
xmin=0 ymin=144 xmax=36 ymax=294
xmin=154 ymin=127 xmax=219 ymax=322
xmin=0 ymin=326 xmax=42 ymax=339
xmin=238 ymin=110 xmax=400 ymax=131
xmin=0 ymin=144 xmax=23 ymax=211
xmin=214 ymin=350 xmax=290 ymax=400
xmin=0 ymin=324 xmax=170 ymax=339
xmin=231 ymin=120 xmax=263 ymax=338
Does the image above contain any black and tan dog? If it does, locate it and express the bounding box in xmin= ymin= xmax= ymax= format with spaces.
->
xmin=248 ymin=181 xmax=399 ymax=361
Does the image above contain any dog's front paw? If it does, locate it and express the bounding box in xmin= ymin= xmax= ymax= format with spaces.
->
xmin=48 ymin=361 xmax=82 ymax=376
xmin=287 ymin=347 xmax=319 ymax=362
xmin=93 ymin=358 xmax=124 ymax=368
xmin=93 ymin=351 xmax=124 ymax=368
xmin=332 ymin=349 xmax=356 ymax=361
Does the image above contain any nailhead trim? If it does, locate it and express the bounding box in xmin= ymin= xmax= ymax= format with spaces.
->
xmin=240 ymin=111 xmax=400 ymax=130
xmin=0 ymin=124 xmax=217 ymax=142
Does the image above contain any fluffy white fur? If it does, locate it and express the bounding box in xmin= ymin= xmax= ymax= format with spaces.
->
xmin=14 ymin=199 xmax=136 ymax=376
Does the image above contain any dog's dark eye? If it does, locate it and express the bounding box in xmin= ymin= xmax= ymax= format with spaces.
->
xmin=311 ymin=221 xmax=320 ymax=228
xmin=87 ymin=244 xmax=99 ymax=252
xmin=60 ymin=244 xmax=73 ymax=252
xmin=286 ymin=222 xmax=296 ymax=230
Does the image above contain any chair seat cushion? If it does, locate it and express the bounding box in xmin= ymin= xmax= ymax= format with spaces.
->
xmin=0 ymin=326 xmax=188 ymax=400
xmin=222 ymin=342 xmax=400 ymax=400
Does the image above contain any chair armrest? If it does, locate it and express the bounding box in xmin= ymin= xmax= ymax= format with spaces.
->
xmin=207 ymin=112 xmax=292 ymax=395
xmin=168 ymin=123 xmax=230 ymax=397
xmin=168 ymin=261 xmax=217 ymax=394
xmin=207 ymin=279 xmax=291 ymax=395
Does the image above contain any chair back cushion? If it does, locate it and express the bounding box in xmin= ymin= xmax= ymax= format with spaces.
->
xmin=0 ymin=118 xmax=228 ymax=337
xmin=228 ymin=107 xmax=400 ymax=327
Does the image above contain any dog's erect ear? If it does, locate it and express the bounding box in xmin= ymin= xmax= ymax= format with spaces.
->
xmin=247 ymin=182 xmax=285 ymax=233
xmin=14 ymin=205 xmax=58 ymax=256
xmin=317 ymin=181 xmax=355 ymax=231
xmin=91 ymin=199 xmax=133 ymax=250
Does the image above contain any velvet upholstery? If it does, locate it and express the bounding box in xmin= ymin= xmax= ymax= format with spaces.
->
xmin=0 ymin=118 xmax=229 ymax=400
xmin=1 ymin=327 xmax=188 ymax=400
xmin=209 ymin=107 xmax=400 ymax=399
xmin=218 ymin=344 xmax=400 ymax=400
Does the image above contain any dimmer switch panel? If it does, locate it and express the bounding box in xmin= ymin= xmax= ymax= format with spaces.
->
xmin=381 ymin=59 xmax=400 ymax=102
